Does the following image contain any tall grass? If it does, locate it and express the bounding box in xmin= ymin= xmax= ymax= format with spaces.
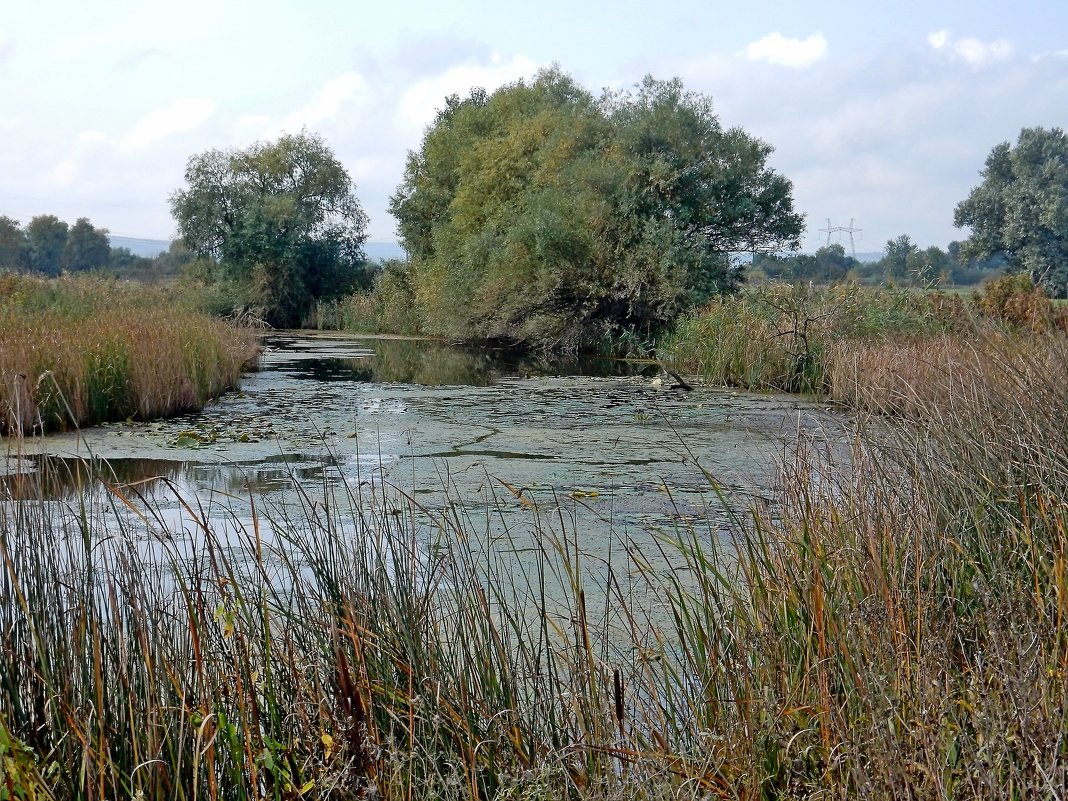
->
xmin=2 ymin=303 xmax=1067 ymax=797
xmin=0 ymin=273 xmax=259 ymax=435
xmin=663 ymin=278 xmax=1068 ymax=406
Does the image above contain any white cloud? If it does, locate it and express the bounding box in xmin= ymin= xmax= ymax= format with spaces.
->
xmin=745 ymin=32 xmax=827 ymax=69
xmin=277 ymin=71 xmax=368 ymax=134
xmin=121 ymin=98 xmax=216 ymax=151
xmin=927 ymin=30 xmax=950 ymax=51
xmin=1031 ymin=49 xmax=1068 ymax=63
xmin=49 ymin=131 xmax=109 ymax=185
xmin=927 ymin=30 xmax=1013 ymax=68
xmin=396 ymin=54 xmax=541 ymax=135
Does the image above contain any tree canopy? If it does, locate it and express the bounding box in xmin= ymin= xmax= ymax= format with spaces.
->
xmin=954 ymin=126 xmax=1068 ymax=297
xmin=0 ymin=216 xmax=28 ymax=271
xmin=25 ymin=215 xmax=69 ymax=277
xmin=62 ymin=217 xmax=111 ymax=272
xmin=391 ymin=69 xmax=803 ymax=349
xmin=171 ymin=131 xmax=369 ymax=326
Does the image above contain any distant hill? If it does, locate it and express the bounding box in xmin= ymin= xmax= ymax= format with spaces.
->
xmin=109 ymin=236 xmax=170 ymax=258
xmin=108 ymin=236 xmax=408 ymax=262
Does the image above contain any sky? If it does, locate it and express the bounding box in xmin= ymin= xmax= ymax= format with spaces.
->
xmin=1 ymin=0 xmax=1066 ymax=253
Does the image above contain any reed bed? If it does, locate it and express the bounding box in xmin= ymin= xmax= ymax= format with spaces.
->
xmin=0 ymin=273 xmax=259 ymax=435
xmin=2 ymin=294 xmax=1067 ymax=798
xmin=663 ymin=278 xmax=1068 ymax=409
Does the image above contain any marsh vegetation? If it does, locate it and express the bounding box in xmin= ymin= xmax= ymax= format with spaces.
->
xmin=0 ymin=274 xmax=258 ymax=436
xmin=3 ymin=291 xmax=1068 ymax=798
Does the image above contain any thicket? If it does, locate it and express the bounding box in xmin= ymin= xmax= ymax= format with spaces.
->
xmin=0 ymin=273 xmax=259 ymax=435
xmin=390 ymin=69 xmax=802 ymax=350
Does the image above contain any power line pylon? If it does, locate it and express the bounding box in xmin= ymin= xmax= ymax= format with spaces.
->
xmin=819 ymin=218 xmax=862 ymax=258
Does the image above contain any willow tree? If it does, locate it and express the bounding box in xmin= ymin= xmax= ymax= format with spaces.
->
xmin=954 ymin=127 xmax=1068 ymax=297
xmin=391 ymin=69 xmax=803 ymax=349
xmin=171 ymin=132 xmax=368 ymax=327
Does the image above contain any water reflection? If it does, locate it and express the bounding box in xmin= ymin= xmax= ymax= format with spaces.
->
xmin=1 ymin=452 xmax=353 ymax=502
xmin=266 ymin=335 xmax=658 ymax=387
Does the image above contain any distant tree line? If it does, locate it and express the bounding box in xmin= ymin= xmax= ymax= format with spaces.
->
xmin=9 ymin=88 xmax=1065 ymax=338
xmin=0 ymin=214 xmax=194 ymax=280
xmin=752 ymin=238 xmax=1006 ymax=288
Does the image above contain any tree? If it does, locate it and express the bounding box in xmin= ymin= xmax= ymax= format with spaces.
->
xmin=25 ymin=215 xmax=69 ymax=276
xmin=881 ymin=235 xmax=919 ymax=282
xmin=391 ymin=69 xmax=803 ymax=349
xmin=171 ymin=131 xmax=369 ymax=326
xmin=766 ymin=244 xmax=858 ymax=283
xmin=0 ymin=216 xmax=28 ymax=270
xmin=954 ymin=127 xmax=1068 ymax=297
xmin=62 ymin=217 xmax=111 ymax=272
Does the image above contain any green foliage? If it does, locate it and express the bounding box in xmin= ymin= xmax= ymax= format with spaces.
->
xmin=61 ymin=217 xmax=110 ymax=272
xmin=391 ymin=69 xmax=803 ymax=350
xmin=754 ymin=243 xmax=860 ymax=284
xmin=955 ymin=126 xmax=1068 ymax=297
xmin=24 ymin=215 xmax=68 ymax=277
xmin=0 ymin=716 xmax=55 ymax=801
xmin=171 ymin=131 xmax=369 ymax=327
xmin=0 ymin=217 xmax=28 ymax=271
xmin=336 ymin=260 xmax=423 ymax=335
xmin=881 ymin=234 xmax=918 ymax=282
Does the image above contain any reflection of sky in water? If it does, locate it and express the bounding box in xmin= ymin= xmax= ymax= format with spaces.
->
xmin=1 ymin=451 xmax=393 ymax=503
xmin=2 ymin=333 xmax=848 ymax=611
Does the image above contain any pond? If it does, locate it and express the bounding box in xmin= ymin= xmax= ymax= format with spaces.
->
xmin=1 ymin=333 xmax=848 ymax=599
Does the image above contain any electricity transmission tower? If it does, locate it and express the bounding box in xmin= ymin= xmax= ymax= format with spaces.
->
xmin=819 ymin=218 xmax=862 ymax=258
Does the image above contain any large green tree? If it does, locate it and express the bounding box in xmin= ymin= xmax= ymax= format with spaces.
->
xmin=171 ymin=131 xmax=369 ymax=326
xmin=954 ymin=127 xmax=1068 ymax=297
xmin=62 ymin=217 xmax=111 ymax=272
xmin=391 ymin=69 xmax=803 ymax=349
xmin=25 ymin=215 xmax=69 ymax=276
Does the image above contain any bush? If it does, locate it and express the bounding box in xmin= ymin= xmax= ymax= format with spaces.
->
xmin=336 ymin=261 xmax=424 ymax=335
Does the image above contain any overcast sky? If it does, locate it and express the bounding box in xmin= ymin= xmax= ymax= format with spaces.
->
xmin=1 ymin=0 xmax=1065 ymax=252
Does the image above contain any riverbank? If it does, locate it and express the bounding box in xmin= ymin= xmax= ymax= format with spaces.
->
xmin=0 ymin=273 xmax=259 ymax=436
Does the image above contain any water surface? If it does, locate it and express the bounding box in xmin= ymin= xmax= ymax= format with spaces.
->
xmin=2 ymin=333 xmax=847 ymax=578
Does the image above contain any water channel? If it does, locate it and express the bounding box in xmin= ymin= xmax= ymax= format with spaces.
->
xmin=2 ymin=333 xmax=849 ymax=607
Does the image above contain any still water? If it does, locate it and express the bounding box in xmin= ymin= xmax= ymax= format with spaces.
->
xmin=2 ymin=333 xmax=846 ymax=576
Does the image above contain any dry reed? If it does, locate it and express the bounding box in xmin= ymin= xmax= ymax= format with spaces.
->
xmin=0 ymin=273 xmax=259 ymax=435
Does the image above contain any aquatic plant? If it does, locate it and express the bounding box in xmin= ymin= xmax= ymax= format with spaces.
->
xmin=663 ymin=280 xmax=1067 ymax=410
xmin=1 ymin=324 xmax=1067 ymax=798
